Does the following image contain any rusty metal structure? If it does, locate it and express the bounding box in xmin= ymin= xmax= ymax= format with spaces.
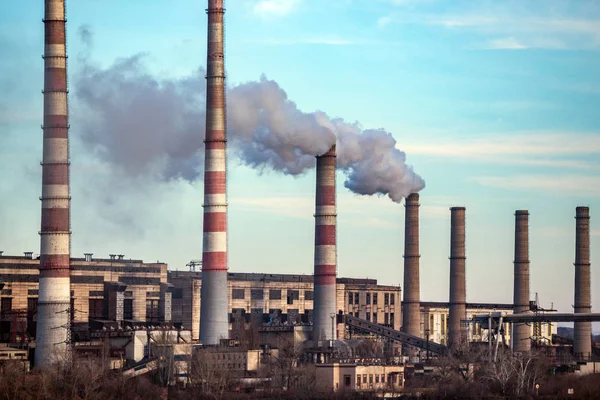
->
xmin=313 ymin=146 xmax=337 ymax=342
xmin=448 ymin=207 xmax=466 ymax=350
xmin=512 ymin=210 xmax=531 ymax=353
xmin=200 ymin=0 xmax=229 ymax=345
xmin=574 ymin=206 xmax=592 ymax=360
xmin=402 ymin=193 xmax=421 ymax=353
xmin=35 ymin=0 xmax=72 ymax=367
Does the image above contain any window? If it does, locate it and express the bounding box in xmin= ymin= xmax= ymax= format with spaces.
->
xmin=357 ymin=375 xmax=361 ymax=386
xmin=441 ymin=314 xmax=446 ymax=335
xmin=390 ymin=313 xmax=395 ymax=329
xmin=27 ymin=298 xmax=38 ymax=316
xmin=384 ymin=312 xmax=389 ymax=325
xmin=250 ymin=289 xmax=264 ymax=300
xmin=430 ymin=314 xmax=434 ymax=332
xmin=88 ymin=299 xmax=104 ymax=319
xmin=369 ymin=375 xmax=373 ymax=384
xmin=344 ymin=375 xmax=351 ymax=387
xmin=287 ymin=290 xmax=299 ymax=305
xmin=373 ymin=312 xmax=377 ymax=323
xmin=363 ymin=374 xmax=367 ymax=384
xmin=304 ymin=290 xmax=314 ymax=301
xmin=1 ymin=298 xmax=12 ymax=313
xmin=384 ymin=293 xmax=389 ymax=305
xmin=366 ymin=293 xmax=371 ymax=304
xmin=366 ymin=312 xmax=370 ymax=322
xmin=390 ymin=293 xmax=395 ymax=305
xmin=547 ymin=322 xmax=552 ymax=337
xmin=124 ymin=299 xmax=133 ymax=320
xmin=375 ymin=374 xmax=380 ymax=383
xmin=232 ymin=288 xmax=245 ymax=299
xmin=348 ymin=293 xmax=353 ymax=304
xmin=381 ymin=374 xmax=385 ymax=383
xmin=354 ymin=293 xmax=359 ymax=304
xmin=373 ymin=293 xmax=378 ymax=305
xmin=355 ymin=312 xmax=360 ymax=318
xmin=146 ymin=299 xmax=160 ymax=322
xmin=269 ymin=289 xmax=282 ymax=300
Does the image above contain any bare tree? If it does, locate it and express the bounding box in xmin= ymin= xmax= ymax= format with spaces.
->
xmin=188 ymin=348 xmax=236 ymax=399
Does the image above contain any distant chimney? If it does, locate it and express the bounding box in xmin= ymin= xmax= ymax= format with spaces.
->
xmin=574 ymin=206 xmax=592 ymax=361
xmin=109 ymin=254 xmax=116 ymax=260
xmin=512 ymin=210 xmax=531 ymax=353
xmin=24 ymin=252 xmax=34 ymax=259
xmin=448 ymin=206 xmax=466 ymax=350
xmin=402 ymin=193 xmax=421 ymax=355
xmin=84 ymin=253 xmax=93 ymax=262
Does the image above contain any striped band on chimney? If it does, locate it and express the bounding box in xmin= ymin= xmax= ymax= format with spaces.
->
xmin=200 ymin=0 xmax=229 ymax=345
xmin=36 ymin=0 xmax=71 ymax=367
xmin=313 ymin=145 xmax=337 ymax=342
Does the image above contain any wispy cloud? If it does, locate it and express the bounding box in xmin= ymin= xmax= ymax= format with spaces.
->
xmin=471 ymin=175 xmax=600 ymax=196
xmin=251 ymin=0 xmax=302 ymax=18
xmin=484 ymin=36 xmax=527 ymax=50
xmin=402 ymin=131 xmax=600 ymax=169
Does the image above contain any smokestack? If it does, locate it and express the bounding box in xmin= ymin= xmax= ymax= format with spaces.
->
xmin=574 ymin=206 xmax=592 ymax=360
xmin=36 ymin=0 xmax=71 ymax=367
xmin=512 ymin=210 xmax=531 ymax=353
xmin=402 ymin=193 xmax=421 ymax=352
xmin=448 ymin=207 xmax=466 ymax=350
xmin=313 ymin=145 xmax=337 ymax=343
xmin=200 ymin=0 xmax=229 ymax=345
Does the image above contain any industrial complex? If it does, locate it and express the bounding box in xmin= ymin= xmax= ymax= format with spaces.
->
xmin=0 ymin=0 xmax=597 ymax=396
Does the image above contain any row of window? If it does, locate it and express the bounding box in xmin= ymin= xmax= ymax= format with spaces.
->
xmin=231 ymin=288 xmax=312 ymax=304
xmin=352 ymin=373 xmax=401 ymax=387
xmin=350 ymin=311 xmax=395 ymax=327
xmin=348 ymin=292 xmax=395 ymax=306
xmin=89 ymin=299 xmax=155 ymax=321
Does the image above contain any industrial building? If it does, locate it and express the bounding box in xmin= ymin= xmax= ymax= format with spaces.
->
xmin=0 ymin=253 xmax=558 ymax=349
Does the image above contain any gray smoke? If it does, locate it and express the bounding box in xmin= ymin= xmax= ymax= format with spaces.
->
xmin=74 ymin=55 xmax=425 ymax=202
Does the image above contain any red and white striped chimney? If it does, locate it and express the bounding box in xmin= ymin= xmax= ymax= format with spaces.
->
xmin=36 ymin=0 xmax=71 ymax=367
xmin=200 ymin=0 xmax=229 ymax=345
xmin=313 ymin=145 xmax=337 ymax=342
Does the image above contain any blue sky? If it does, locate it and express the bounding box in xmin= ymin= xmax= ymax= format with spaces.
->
xmin=1 ymin=0 xmax=599 ymax=329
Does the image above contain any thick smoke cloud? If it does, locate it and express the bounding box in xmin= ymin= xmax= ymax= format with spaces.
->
xmin=75 ymin=55 xmax=425 ymax=202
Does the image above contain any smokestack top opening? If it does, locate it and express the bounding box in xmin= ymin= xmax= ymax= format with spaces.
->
xmin=450 ymin=206 xmax=466 ymax=211
xmin=317 ymin=145 xmax=336 ymax=158
xmin=576 ymin=206 xmax=590 ymax=218
xmin=515 ymin=210 xmax=529 ymax=216
xmin=405 ymin=193 xmax=419 ymax=205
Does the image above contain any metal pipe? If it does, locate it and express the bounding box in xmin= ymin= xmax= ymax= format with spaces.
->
xmin=512 ymin=210 xmax=531 ymax=353
xmin=448 ymin=207 xmax=466 ymax=350
xmin=574 ymin=206 xmax=592 ymax=360
xmin=200 ymin=0 xmax=229 ymax=345
xmin=313 ymin=146 xmax=337 ymax=342
xmin=402 ymin=193 xmax=421 ymax=355
xmin=35 ymin=0 xmax=72 ymax=367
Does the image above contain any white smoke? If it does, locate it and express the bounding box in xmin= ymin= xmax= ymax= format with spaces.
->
xmin=74 ymin=56 xmax=425 ymax=202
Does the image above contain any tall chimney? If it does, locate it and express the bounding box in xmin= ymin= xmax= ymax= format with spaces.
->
xmin=200 ymin=0 xmax=229 ymax=345
xmin=36 ymin=0 xmax=71 ymax=367
xmin=402 ymin=193 xmax=421 ymax=352
xmin=512 ymin=210 xmax=531 ymax=353
xmin=313 ymin=145 xmax=337 ymax=343
xmin=574 ymin=206 xmax=592 ymax=360
xmin=448 ymin=207 xmax=466 ymax=350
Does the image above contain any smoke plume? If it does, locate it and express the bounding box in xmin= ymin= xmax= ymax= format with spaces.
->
xmin=74 ymin=55 xmax=425 ymax=202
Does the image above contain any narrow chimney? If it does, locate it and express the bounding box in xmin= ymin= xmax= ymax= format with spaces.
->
xmin=448 ymin=207 xmax=466 ymax=350
xmin=36 ymin=0 xmax=71 ymax=367
xmin=200 ymin=0 xmax=229 ymax=345
xmin=512 ymin=210 xmax=531 ymax=353
xmin=574 ymin=206 xmax=592 ymax=360
xmin=402 ymin=193 xmax=421 ymax=352
xmin=313 ymin=145 xmax=337 ymax=343
xmin=84 ymin=253 xmax=93 ymax=262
